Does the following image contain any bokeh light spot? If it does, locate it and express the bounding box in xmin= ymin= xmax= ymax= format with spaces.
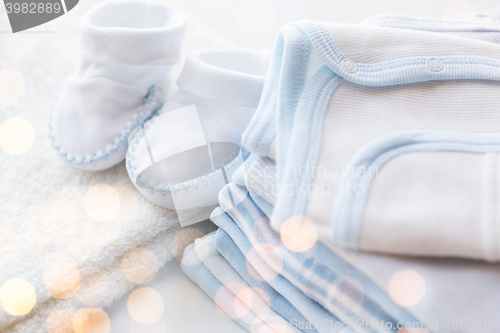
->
xmin=73 ymin=308 xmax=110 ymax=333
xmin=46 ymin=309 xmax=77 ymax=333
xmin=237 ymin=287 xmax=271 ymax=318
xmin=280 ymin=215 xmax=317 ymax=252
xmin=0 ymin=117 xmax=34 ymax=155
xmin=0 ymin=278 xmax=36 ymax=316
xmin=122 ymin=247 xmax=159 ymax=285
xmin=172 ymin=228 xmax=204 ymax=262
xmin=84 ymin=185 xmax=120 ymax=222
xmin=214 ymin=283 xmax=249 ymax=321
xmin=0 ymin=69 xmax=26 ymax=106
xmin=43 ymin=261 xmax=81 ymax=299
xmin=246 ymin=243 xmax=283 ymax=281
xmin=113 ymin=186 xmax=138 ymax=223
xmin=76 ymin=268 xmax=109 ymax=305
xmin=127 ymin=288 xmax=164 ymax=324
xmin=215 ymin=303 xmax=231 ymax=319
xmin=388 ymin=270 xmax=426 ymax=307
xmin=42 ymin=198 xmax=79 ymax=237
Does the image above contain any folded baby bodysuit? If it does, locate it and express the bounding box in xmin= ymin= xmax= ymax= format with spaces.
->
xmin=242 ymin=19 xmax=500 ymax=261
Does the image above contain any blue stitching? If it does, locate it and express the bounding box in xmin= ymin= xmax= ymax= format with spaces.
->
xmin=135 ymin=150 xmax=243 ymax=195
xmin=127 ymin=130 xmax=244 ymax=196
xmin=49 ymin=84 xmax=161 ymax=166
xmin=293 ymin=21 xmax=500 ymax=87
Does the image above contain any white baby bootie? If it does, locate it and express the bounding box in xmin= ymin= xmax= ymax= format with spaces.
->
xmin=50 ymin=1 xmax=186 ymax=171
xmin=126 ymin=49 xmax=270 ymax=225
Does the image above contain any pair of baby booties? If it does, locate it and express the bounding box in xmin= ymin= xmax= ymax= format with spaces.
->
xmin=50 ymin=1 xmax=270 ymax=224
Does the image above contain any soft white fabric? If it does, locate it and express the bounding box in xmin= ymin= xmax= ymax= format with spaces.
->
xmin=328 ymin=243 xmax=500 ymax=333
xmin=361 ymin=151 xmax=500 ymax=261
xmin=126 ymin=49 xmax=270 ymax=224
xmin=0 ymin=179 xmax=179 ymax=332
xmin=3 ymin=219 xmax=219 ymax=333
xmin=4 ymin=227 xmax=177 ymax=333
xmin=50 ymin=0 xmax=186 ymax=171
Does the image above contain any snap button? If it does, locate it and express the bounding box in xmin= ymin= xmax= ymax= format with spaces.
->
xmin=341 ymin=59 xmax=358 ymax=73
xmin=426 ymin=57 xmax=444 ymax=72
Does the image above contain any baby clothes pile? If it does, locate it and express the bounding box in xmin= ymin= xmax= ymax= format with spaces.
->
xmin=4 ymin=1 xmax=499 ymax=332
xmin=180 ymin=8 xmax=500 ymax=333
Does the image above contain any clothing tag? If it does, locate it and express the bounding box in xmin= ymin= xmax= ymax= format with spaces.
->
xmin=138 ymin=104 xmax=244 ymax=227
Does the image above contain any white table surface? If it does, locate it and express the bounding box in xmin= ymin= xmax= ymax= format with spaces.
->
xmin=106 ymin=258 xmax=247 ymax=333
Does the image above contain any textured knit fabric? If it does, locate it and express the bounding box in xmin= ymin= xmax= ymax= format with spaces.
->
xmin=50 ymin=0 xmax=186 ymax=171
xmin=182 ymin=232 xmax=305 ymax=333
xmin=241 ymin=20 xmax=500 ymax=261
xmin=182 ymin=240 xmax=293 ymax=333
xmin=0 ymin=183 xmax=180 ymax=332
xmin=211 ymin=183 xmax=421 ymax=333
xmin=214 ymin=229 xmax=318 ymax=333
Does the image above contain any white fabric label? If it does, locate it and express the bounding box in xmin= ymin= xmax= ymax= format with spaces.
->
xmin=145 ymin=104 xmax=207 ymax=163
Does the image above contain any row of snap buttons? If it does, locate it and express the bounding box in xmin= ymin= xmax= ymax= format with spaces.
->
xmin=340 ymin=57 xmax=444 ymax=73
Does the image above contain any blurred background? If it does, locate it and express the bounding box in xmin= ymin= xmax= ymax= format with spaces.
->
xmin=1 ymin=0 xmax=500 ymax=49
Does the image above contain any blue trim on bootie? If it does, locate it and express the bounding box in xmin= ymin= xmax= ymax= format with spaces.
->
xmin=48 ymin=84 xmax=161 ymax=167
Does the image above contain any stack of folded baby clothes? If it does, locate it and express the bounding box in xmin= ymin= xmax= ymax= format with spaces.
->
xmin=12 ymin=2 xmax=497 ymax=332
xmin=180 ymin=8 xmax=500 ymax=333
